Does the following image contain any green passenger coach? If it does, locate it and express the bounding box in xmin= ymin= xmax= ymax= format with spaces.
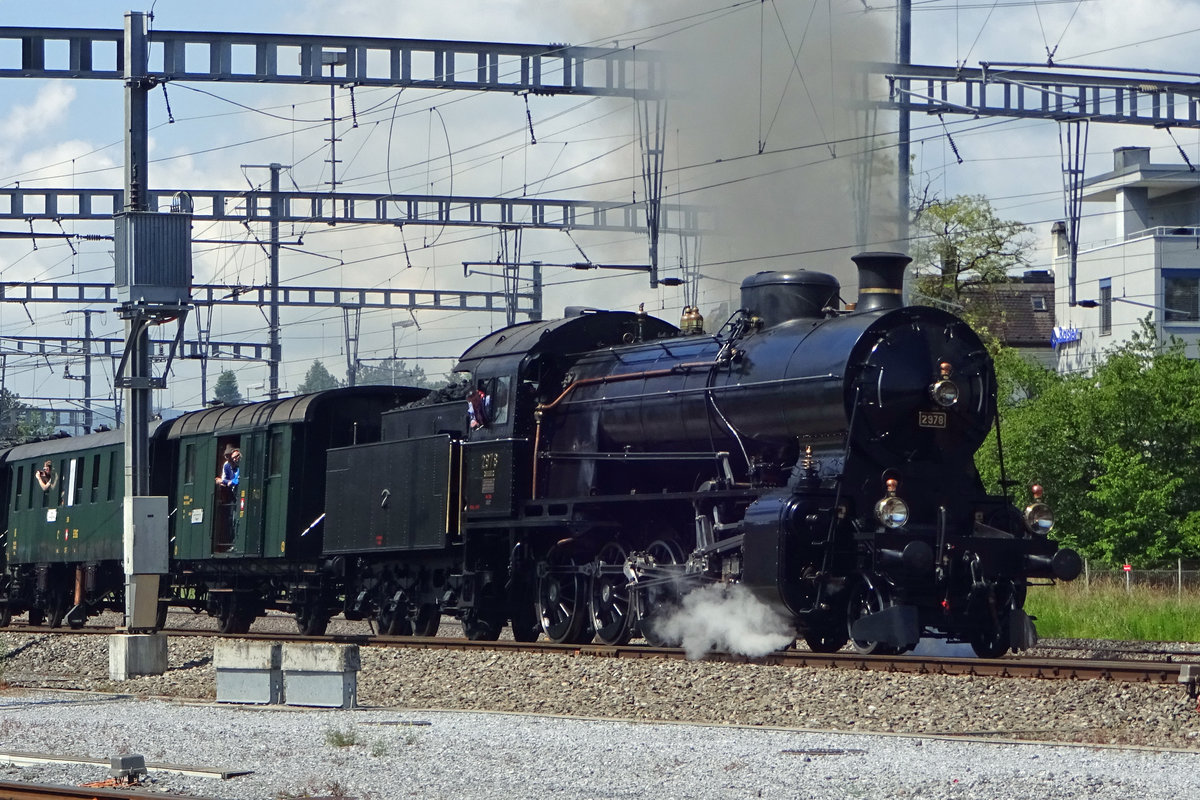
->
xmin=164 ymin=386 xmax=426 ymax=634
xmin=4 ymin=429 xmax=130 ymax=627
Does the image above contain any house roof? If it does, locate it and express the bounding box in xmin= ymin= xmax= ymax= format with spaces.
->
xmin=959 ymin=281 xmax=1055 ymax=348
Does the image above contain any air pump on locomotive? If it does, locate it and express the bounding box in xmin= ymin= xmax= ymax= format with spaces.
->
xmin=0 ymin=251 xmax=1080 ymax=657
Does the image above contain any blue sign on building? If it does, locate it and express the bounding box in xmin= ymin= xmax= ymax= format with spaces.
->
xmin=1051 ymin=326 xmax=1081 ymax=349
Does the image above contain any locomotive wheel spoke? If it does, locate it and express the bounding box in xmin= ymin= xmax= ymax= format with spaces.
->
xmin=537 ymin=547 xmax=592 ymax=644
xmin=590 ymin=542 xmax=633 ymax=646
xmin=637 ymin=538 xmax=684 ymax=647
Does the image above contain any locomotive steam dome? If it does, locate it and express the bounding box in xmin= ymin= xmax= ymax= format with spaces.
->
xmin=739 ymin=270 xmax=840 ymax=328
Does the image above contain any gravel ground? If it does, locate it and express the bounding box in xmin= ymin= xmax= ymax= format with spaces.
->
xmin=1 ymin=613 xmax=1199 ymax=798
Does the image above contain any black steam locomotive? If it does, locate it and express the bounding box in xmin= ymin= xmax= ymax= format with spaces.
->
xmin=0 ymin=252 xmax=1080 ymax=657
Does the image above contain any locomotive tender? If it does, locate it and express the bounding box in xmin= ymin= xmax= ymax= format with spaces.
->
xmin=0 ymin=252 xmax=1081 ymax=656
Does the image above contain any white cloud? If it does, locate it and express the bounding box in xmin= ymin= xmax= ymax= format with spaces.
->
xmin=0 ymin=81 xmax=76 ymax=147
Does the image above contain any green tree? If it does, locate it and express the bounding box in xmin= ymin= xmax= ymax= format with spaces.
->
xmin=0 ymin=388 xmax=53 ymax=444
xmin=355 ymin=358 xmax=431 ymax=388
xmin=212 ymin=369 xmax=245 ymax=405
xmin=910 ymin=194 xmax=1033 ymax=304
xmin=297 ymin=360 xmax=342 ymax=393
xmin=977 ymin=321 xmax=1200 ymax=566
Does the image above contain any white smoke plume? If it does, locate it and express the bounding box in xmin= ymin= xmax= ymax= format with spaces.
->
xmin=654 ymin=583 xmax=795 ymax=660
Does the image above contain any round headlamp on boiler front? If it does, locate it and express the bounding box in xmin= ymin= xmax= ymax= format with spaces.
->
xmin=1023 ymin=484 xmax=1055 ymax=534
xmin=874 ymin=477 xmax=909 ymax=529
xmin=929 ymin=360 xmax=959 ymax=408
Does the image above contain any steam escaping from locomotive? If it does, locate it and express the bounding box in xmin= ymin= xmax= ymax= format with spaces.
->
xmin=650 ymin=584 xmax=796 ymax=661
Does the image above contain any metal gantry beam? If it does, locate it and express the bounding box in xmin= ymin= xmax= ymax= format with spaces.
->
xmin=0 ymin=26 xmax=663 ymax=98
xmin=870 ymin=62 xmax=1200 ymax=129
xmin=0 ymin=187 xmax=707 ymax=235
xmin=1 ymin=335 xmax=271 ymax=361
xmin=0 ymin=281 xmax=538 ymax=315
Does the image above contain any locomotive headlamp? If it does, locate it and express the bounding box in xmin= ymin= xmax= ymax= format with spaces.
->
xmin=929 ymin=362 xmax=960 ymax=408
xmin=1024 ymin=484 xmax=1055 ymax=534
xmin=874 ymin=478 xmax=909 ymax=529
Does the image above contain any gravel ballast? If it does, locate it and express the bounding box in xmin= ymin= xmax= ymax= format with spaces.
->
xmin=1 ymin=619 xmax=1199 ymax=798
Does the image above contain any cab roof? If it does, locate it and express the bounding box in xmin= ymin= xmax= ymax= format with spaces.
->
xmin=454 ymin=310 xmax=678 ymax=373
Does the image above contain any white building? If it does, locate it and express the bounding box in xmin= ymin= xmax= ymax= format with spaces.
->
xmin=1053 ymin=146 xmax=1200 ymax=374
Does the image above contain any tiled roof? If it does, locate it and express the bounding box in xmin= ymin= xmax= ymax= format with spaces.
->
xmin=959 ymin=282 xmax=1055 ymax=348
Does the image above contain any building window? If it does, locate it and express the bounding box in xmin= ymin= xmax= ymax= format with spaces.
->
xmin=1164 ymin=270 xmax=1200 ymax=322
xmin=1031 ymin=295 xmax=1048 ymax=312
xmin=1099 ymin=279 xmax=1112 ymax=336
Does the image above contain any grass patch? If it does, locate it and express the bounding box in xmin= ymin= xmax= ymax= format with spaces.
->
xmin=323 ymin=726 xmax=360 ymax=748
xmin=1026 ymin=577 xmax=1200 ymax=641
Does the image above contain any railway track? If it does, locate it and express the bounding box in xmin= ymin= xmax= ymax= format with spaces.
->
xmin=5 ymin=621 xmax=1196 ymax=689
xmin=0 ymin=780 xmax=221 ymax=800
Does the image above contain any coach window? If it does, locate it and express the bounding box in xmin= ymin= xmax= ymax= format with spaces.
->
xmin=90 ymin=454 xmax=101 ymax=503
xmin=269 ymin=431 xmax=284 ymax=476
xmin=64 ymin=457 xmax=83 ymax=507
xmin=107 ymin=451 xmax=117 ymax=502
xmin=13 ymin=465 xmax=22 ymax=511
xmin=183 ymin=443 xmax=196 ymax=486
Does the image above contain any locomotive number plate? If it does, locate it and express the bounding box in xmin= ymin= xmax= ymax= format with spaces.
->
xmin=919 ymin=410 xmax=947 ymax=428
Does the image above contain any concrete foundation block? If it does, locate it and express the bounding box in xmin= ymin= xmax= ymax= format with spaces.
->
xmin=214 ymin=640 xmax=283 ymax=705
xmin=282 ymin=643 xmax=359 ymax=708
xmin=108 ymin=634 xmax=168 ymax=680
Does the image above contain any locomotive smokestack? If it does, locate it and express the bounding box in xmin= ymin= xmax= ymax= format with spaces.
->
xmin=851 ymin=252 xmax=910 ymax=312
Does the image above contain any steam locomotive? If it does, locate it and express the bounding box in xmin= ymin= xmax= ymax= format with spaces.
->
xmin=0 ymin=252 xmax=1081 ymax=657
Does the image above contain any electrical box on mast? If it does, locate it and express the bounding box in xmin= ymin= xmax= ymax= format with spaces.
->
xmin=113 ymin=193 xmax=194 ymax=305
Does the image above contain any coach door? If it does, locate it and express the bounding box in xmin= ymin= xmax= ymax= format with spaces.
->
xmin=261 ymin=427 xmax=291 ymax=557
xmin=237 ymin=430 xmax=267 ymax=557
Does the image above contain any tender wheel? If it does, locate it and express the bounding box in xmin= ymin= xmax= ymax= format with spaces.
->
xmin=638 ymin=538 xmax=684 ymax=647
xmin=414 ymin=603 xmax=441 ymax=637
xmin=509 ymin=594 xmax=540 ymax=642
xmin=589 ymin=542 xmax=634 ymax=646
xmin=378 ymin=592 xmax=414 ymax=636
xmin=536 ymin=546 xmax=593 ymax=645
xmin=847 ymin=576 xmax=899 ymax=656
xmin=460 ymin=609 xmax=502 ymax=641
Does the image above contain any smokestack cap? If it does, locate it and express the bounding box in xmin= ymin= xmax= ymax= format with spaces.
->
xmin=740 ymin=270 xmax=840 ymax=328
xmin=851 ymin=252 xmax=911 ymax=312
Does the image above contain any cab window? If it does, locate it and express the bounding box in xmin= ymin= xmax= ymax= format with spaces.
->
xmin=485 ymin=376 xmax=511 ymax=427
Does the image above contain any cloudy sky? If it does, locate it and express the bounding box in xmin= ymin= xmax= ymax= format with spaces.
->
xmin=0 ymin=0 xmax=1195 ymax=414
